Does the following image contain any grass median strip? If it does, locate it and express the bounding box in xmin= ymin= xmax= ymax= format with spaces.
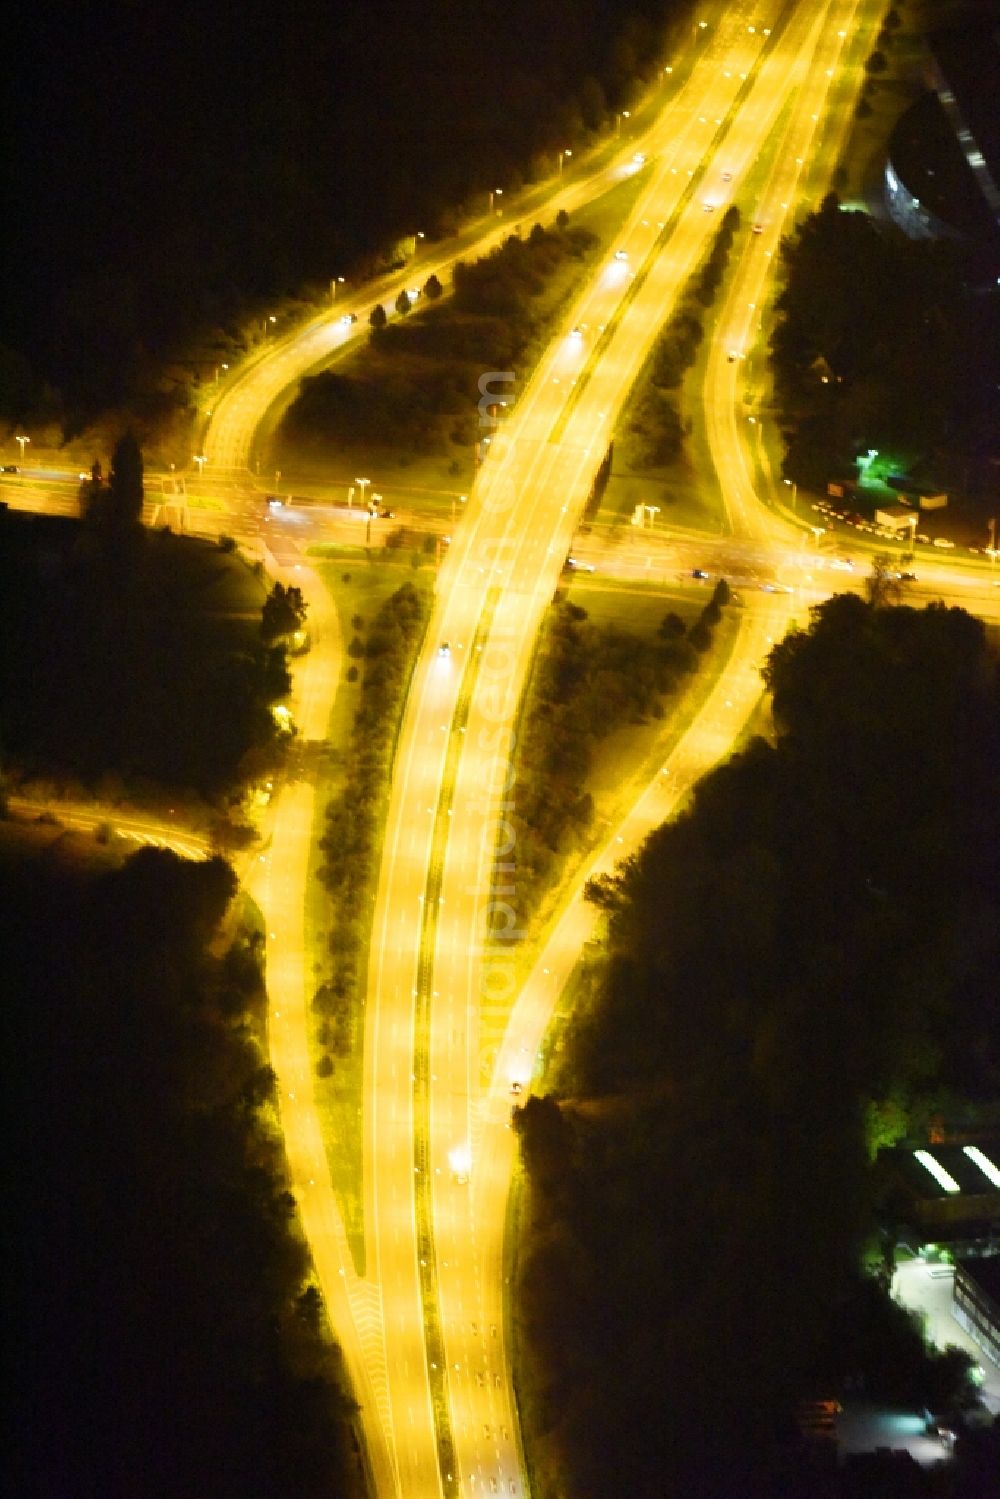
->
xmin=308 ymin=565 xmax=432 ymax=1274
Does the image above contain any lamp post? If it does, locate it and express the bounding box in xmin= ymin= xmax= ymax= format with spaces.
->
xmin=451 ymin=492 xmax=467 ymax=523
xmin=355 ymin=477 xmax=371 ymax=512
xmin=15 ymin=433 xmax=30 ymax=468
xmin=616 ymin=110 xmax=631 ymax=137
xmin=988 ymin=517 xmax=996 ymax=571
xmin=331 ymin=276 xmax=345 ymax=301
xmin=489 ymin=188 xmax=503 ymax=214
xmin=783 ymin=477 xmax=798 ymax=512
xmin=643 ymin=504 xmax=660 ymax=529
xmin=193 ymin=454 xmax=207 ymax=478
xmin=559 ymin=149 xmax=572 ymax=176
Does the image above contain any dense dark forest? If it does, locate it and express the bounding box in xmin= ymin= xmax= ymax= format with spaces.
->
xmin=1 ymin=839 xmax=358 ymax=1497
xmin=2 ymin=0 xmax=691 ymax=423
xmin=771 ymin=195 xmax=1000 ymax=504
xmin=515 ymin=594 xmax=1000 ymax=1498
xmin=0 ymin=508 xmax=286 ymax=797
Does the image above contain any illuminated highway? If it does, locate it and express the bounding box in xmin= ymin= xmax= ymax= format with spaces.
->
xmin=361 ymin=2 xmax=895 ymax=1495
xmin=465 ymin=18 xmax=881 ymax=1491
xmin=8 ymin=1 xmax=994 ymax=1495
xmin=5 ymin=796 xmax=210 ymax=861
xmin=419 ymin=2 xmax=977 ymax=1495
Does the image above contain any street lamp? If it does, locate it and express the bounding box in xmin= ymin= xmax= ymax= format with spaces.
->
xmin=643 ymin=504 xmax=660 ymax=529
xmin=783 ymin=477 xmax=798 ymax=512
xmin=193 ymin=454 xmax=207 ymax=477
xmin=331 ymin=275 xmax=346 ymax=300
xmin=451 ymin=492 xmax=467 ymax=522
xmin=15 ymin=433 xmax=30 ymax=467
xmin=559 ymin=149 xmax=572 ymax=176
xmin=489 ymin=188 xmax=503 ymax=214
xmin=616 ymin=110 xmax=631 ymax=137
xmin=355 ymin=476 xmax=371 ymax=511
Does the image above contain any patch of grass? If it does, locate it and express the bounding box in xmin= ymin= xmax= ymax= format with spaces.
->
xmin=478 ymin=586 xmax=739 ymax=1078
xmin=301 ymin=563 xmax=431 ymax=1273
xmin=272 ymin=175 xmax=647 ymax=501
xmin=561 ymin=579 xmax=701 ymax=637
xmin=562 ymin=168 xmax=647 ymax=244
xmin=596 ymin=460 xmax=725 ymax=533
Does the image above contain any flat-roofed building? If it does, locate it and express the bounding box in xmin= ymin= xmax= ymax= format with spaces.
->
xmin=880 ymin=1142 xmax=1000 ymax=1244
xmin=875 ymin=504 xmax=918 ymax=533
xmin=953 ymin=1256 xmax=1000 ymax=1367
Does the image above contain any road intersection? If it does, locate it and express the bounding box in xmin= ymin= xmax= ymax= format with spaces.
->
xmin=10 ymin=2 xmax=994 ymax=1493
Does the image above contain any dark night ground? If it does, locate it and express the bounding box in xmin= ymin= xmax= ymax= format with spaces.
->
xmin=1 ymin=0 xmax=687 ymax=417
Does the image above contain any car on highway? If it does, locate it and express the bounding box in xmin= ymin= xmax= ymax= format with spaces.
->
xmin=933 ymin=537 xmax=955 ymax=549
xmin=721 ymin=170 xmax=733 ymax=181
xmin=900 ymin=571 xmax=917 ymax=581
xmin=438 ymin=641 xmax=451 ymax=657
xmin=632 ymin=151 xmax=646 ymax=165
xmin=702 ymin=200 xmax=716 ymax=211
xmin=510 ymin=1080 xmax=523 ymax=1096
xmin=614 ymin=248 xmax=629 ymax=261
xmin=752 ymin=223 xmax=764 ymax=234
xmin=565 ymin=556 xmax=595 ymax=572
xmin=1 ymin=464 xmax=19 ymax=474
xmin=339 ymin=312 xmax=357 ymax=325
xmin=692 ymin=567 xmax=709 ymax=580
xmin=829 ymin=557 xmax=854 ymax=571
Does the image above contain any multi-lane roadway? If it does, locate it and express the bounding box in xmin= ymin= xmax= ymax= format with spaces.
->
xmin=362 ymin=2 xmax=899 ymax=1495
xmin=9 ymin=2 xmax=996 ymax=1494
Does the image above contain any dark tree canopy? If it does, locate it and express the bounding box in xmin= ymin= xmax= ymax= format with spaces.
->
xmin=261 ymin=581 xmax=308 ymax=644
xmin=0 ymin=513 xmax=287 ymax=794
xmin=4 ymin=0 xmax=684 ymax=420
xmin=2 ymin=841 xmax=357 ymax=1498
xmin=519 ymin=597 xmax=1000 ymax=1497
xmin=770 ymin=195 xmax=999 ymax=497
xmin=108 ymin=429 xmax=145 ymax=526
